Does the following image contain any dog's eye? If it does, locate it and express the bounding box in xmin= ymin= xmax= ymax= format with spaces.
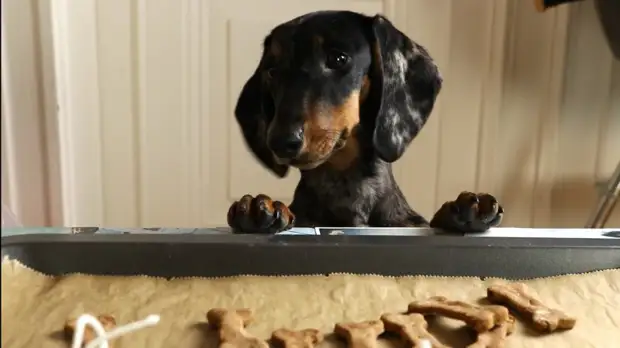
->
xmin=265 ymin=68 xmax=277 ymax=79
xmin=325 ymin=50 xmax=350 ymax=70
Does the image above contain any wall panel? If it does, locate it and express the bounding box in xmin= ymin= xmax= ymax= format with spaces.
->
xmin=27 ymin=0 xmax=618 ymax=228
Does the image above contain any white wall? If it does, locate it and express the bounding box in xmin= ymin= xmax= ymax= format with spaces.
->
xmin=1 ymin=0 xmax=62 ymax=226
xmin=552 ymin=2 xmax=620 ymax=228
xmin=2 ymin=0 xmax=618 ymax=228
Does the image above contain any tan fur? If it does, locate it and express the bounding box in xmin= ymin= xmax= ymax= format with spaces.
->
xmin=313 ymin=35 xmax=324 ymax=47
xmin=327 ymin=136 xmax=360 ymax=171
xmin=360 ymin=75 xmax=371 ymax=102
xmin=302 ymin=92 xmax=361 ymax=169
xmin=372 ymin=41 xmax=382 ymax=75
xmin=270 ymin=40 xmax=282 ymax=58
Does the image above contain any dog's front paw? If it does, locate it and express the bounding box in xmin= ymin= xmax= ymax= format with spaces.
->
xmin=430 ymin=191 xmax=504 ymax=233
xmin=227 ymin=194 xmax=295 ymax=234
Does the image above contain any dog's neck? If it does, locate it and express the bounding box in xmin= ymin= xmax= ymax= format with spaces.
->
xmin=300 ymin=130 xmax=394 ymax=178
xmin=323 ymin=136 xmax=361 ymax=171
xmin=295 ymin=147 xmax=398 ymax=227
xmin=299 ymin=140 xmax=394 ymax=187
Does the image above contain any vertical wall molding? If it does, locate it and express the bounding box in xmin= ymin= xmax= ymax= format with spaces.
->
xmin=96 ymin=0 xmax=140 ymax=227
xmin=476 ymin=0 xmax=509 ymax=196
xmin=180 ymin=0 xmax=204 ymax=227
xmin=50 ymin=0 xmax=105 ymax=226
xmin=198 ymin=0 xmax=212 ymax=226
xmin=492 ymin=1 xmax=571 ymax=227
xmin=1 ymin=0 xmax=56 ymax=226
xmin=531 ymin=7 xmax=570 ymax=227
xmin=35 ymin=0 xmax=64 ymax=227
xmin=133 ymin=0 xmax=204 ymax=227
xmin=552 ymin=1 xmax=619 ymax=227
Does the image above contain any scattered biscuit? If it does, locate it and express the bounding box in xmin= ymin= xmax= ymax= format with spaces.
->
xmin=271 ymin=328 xmax=324 ymax=348
xmin=334 ymin=319 xmax=385 ymax=348
xmin=467 ymin=315 xmax=515 ymax=348
xmin=206 ymin=308 xmax=269 ymax=348
xmin=487 ymin=282 xmax=576 ymax=332
xmin=64 ymin=314 xmax=116 ymax=347
xmin=408 ymin=296 xmax=510 ymax=333
xmin=380 ymin=312 xmax=447 ymax=348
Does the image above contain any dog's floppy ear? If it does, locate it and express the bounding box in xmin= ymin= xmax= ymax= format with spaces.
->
xmin=234 ymin=35 xmax=289 ymax=178
xmin=367 ymin=15 xmax=443 ymax=163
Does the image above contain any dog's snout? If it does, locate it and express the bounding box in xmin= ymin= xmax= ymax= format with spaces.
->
xmin=268 ymin=128 xmax=304 ymax=159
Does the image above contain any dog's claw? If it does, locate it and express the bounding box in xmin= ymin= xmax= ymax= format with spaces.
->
xmin=227 ymin=194 xmax=295 ymax=234
xmin=430 ymin=191 xmax=504 ymax=233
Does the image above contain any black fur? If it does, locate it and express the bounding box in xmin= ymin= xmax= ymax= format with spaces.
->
xmin=228 ymin=11 xmax=504 ymax=234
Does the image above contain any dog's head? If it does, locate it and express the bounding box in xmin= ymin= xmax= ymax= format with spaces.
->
xmin=235 ymin=11 xmax=442 ymax=177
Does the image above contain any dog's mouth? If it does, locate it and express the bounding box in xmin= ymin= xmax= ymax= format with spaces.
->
xmin=281 ymin=151 xmax=332 ymax=170
xmin=274 ymin=130 xmax=348 ymax=170
xmin=289 ymin=157 xmax=327 ymax=170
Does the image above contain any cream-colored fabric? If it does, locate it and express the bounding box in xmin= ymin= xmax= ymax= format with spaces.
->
xmin=2 ymin=260 xmax=619 ymax=348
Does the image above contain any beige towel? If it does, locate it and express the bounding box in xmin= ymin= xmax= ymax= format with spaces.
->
xmin=2 ymin=260 xmax=619 ymax=348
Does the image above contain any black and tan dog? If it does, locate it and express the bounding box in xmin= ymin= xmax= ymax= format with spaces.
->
xmin=227 ymin=11 xmax=504 ymax=234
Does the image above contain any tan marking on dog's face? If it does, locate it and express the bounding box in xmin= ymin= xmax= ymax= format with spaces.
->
xmin=360 ymin=75 xmax=371 ymax=102
xmin=297 ymin=91 xmax=361 ymax=169
xmin=313 ymin=35 xmax=324 ymax=48
xmin=326 ymin=131 xmax=360 ymax=171
xmin=270 ymin=39 xmax=282 ymax=58
xmin=372 ymin=41 xmax=383 ymax=75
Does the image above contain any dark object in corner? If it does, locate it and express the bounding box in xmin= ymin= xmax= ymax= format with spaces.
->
xmin=534 ymin=0 xmax=585 ymax=12
xmin=535 ymin=0 xmax=620 ymax=59
xmin=594 ymin=0 xmax=620 ymax=59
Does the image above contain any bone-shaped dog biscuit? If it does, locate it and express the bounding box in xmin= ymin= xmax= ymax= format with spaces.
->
xmin=207 ymin=308 xmax=269 ymax=348
xmin=380 ymin=312 xmax=447 ymax=348
xmin=408 ymin=296 xmax=510 ymax=333
xmin=271 ymin=328 xmax=324 ymax=348
xmin=487 ymin=282 xmax=576 ymax=332
xmin=64 ymin=314 xmax=117 ymax=347
xmin=467 ymin=315 xmax=515 ymax=348
xmin=334 ymin=319 xmax=385 ymax=348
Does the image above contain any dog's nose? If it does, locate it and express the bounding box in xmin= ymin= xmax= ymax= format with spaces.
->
xmin=269 ymin=129 xmax=304 ymax=159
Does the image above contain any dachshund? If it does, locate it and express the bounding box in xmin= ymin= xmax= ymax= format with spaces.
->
xmin=227 ymin=11 xmax=504 ymax=234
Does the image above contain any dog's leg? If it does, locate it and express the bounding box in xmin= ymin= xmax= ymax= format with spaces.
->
xmin=227 ymin=194 xmax=295 ymax=234
xmin=429 ymin=192 xmax=504 ymax=233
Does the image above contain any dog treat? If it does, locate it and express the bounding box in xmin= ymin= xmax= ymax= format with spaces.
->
xmin=207 ymin=308 xmax=269 ymax=348
xmin=408 ymin=296 xmax=510 ymax=333
xmin=380 ymin=312 xmax=447 ymax=348
xmin=487 ymin=282 xmax=577 ymax=332
xmin=271 ymin=328 xmax=324 ymax=348
xmin=334 ymin=320 xmax=385 ymax=348
xmin=467 ymin=315 xmax=515 ymax=348
xmin=64 ymin=314 xmax=117 ymax=346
